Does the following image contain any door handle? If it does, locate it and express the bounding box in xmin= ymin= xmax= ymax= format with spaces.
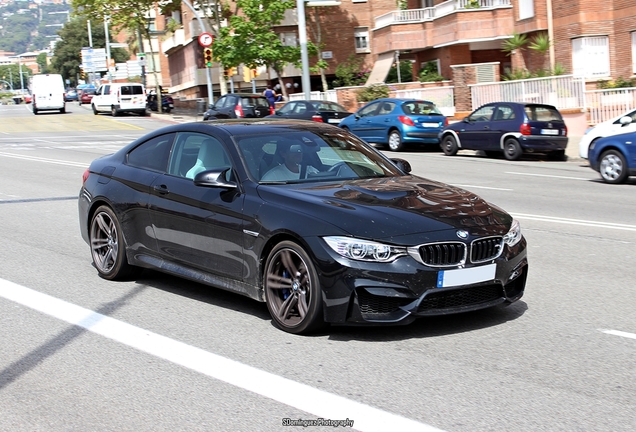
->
xmin=153 ymin=184 xmax=169 ymax=195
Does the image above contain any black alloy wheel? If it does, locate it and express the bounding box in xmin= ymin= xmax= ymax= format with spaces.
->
xmin=503 ymin=138 xmax=523 ymax=161
xmin=264 ymin=241 xmax=324 ymax=334
xmin=441 ymin=134 xmax=458 ymax=156
xmin=89 ymin=205 xmax=137 ymax=280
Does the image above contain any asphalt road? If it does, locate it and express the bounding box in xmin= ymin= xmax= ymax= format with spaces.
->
xmin=0 ymin=103 xmax=634 ymax=431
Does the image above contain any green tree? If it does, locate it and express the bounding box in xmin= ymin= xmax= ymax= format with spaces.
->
xmin=36 ymin=53 xmax=49 ymax=74
xmin=49 ymin=17 xmax=128 ymax=87
xmin=212 ymin=0 xmax=301 ymax=100
xmin=0 ymin=64 xmax=27 ymax=90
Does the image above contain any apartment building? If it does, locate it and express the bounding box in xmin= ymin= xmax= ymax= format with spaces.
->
xmin=158 ymin=0 xmax=636 ymax=100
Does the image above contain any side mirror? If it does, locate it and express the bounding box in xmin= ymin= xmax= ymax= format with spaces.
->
xmin=355 ymin=113 xmax=361 ymax=120
xmin=391 ymin=158 xmax=412 ymax=174
xmin=193 ymin=168 xmax=237 ymax=189
xmin=208 ymin=104 xmax=214 ymax=110
xmin=463 ymin=116 xmax=471 ymax=123
xmin=619 ymin=116 xmax=632 ymax=126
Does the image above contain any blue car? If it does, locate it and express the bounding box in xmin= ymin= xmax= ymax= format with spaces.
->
xmin=339 ymin=98 xmax=447 ymax=151
xmin=588 ymin=130 xmax=636 ymax=183
xmin=440 ymin=102 xmax=568 ymax=161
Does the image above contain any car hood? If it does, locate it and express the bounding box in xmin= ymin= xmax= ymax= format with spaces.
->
xmin=258 ymin=176 xmax=512 ymax=242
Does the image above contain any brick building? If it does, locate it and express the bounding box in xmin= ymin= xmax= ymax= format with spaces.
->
xmin=158 ymin=1 xmax=636 ymax=101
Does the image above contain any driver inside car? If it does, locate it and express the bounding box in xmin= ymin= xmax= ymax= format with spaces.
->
xmin=261 ymin=140 xmax=319 ymax=181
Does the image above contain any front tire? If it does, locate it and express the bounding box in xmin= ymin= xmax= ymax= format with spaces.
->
xmin=599 ymin=150 xmax=628 ymax=184
xmin=89 ymin=205 xmax=137 ymax=280
xmin=441 ymin=134 xmax=458 ymax=156
xmin=264 ymin=241 xmax=324 ymax=334
xmin=388 ymin=130 xmax=404 ymax=151
xmin=111 ymin=106 xmax=118 ymax=117
xmin=92 ymin=104 xmax=98 ymax=115
xmin=503 ymin=138 xmax=523 ymax=161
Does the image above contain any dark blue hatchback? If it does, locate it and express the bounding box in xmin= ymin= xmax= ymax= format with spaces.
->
xmin=440 ymin=102 xmax=568 ymax=160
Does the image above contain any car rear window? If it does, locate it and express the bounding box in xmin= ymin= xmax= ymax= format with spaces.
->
xmin=402 ymin=101 xmax=443 ymax=115
xmin=525 ymin=105 xmax=562 ymax=122
xmin=120 ymin=85 xmax=144 ymax=95
xmin=242 ymin=97 xmax=269 ymax=108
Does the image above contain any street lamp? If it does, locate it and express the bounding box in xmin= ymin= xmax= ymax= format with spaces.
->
xmin=297 ymin=0 xmax=340 ymax=100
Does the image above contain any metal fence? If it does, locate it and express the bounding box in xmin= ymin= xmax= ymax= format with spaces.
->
xmin=470 ymin=75 xmax=586 ymax=111
xmin=586 ymin=87 xmax=636 ymax=124
xmin=391 ymin=86 xmax=456 ymax=117
xmin=288 ymin=90 xmax=338 ymax=102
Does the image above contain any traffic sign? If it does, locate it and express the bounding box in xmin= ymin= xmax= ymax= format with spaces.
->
xmin=198 ymin=32 xmax=214 ymax=47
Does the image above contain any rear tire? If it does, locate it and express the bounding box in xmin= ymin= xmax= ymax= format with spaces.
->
xmin=599 ymin=150 xmax=628 ymax=184
xmin=388 ymin=130 xmax=404 ymax=151
xmin=441 ymin=134 xmax=458 ymax=156
xmin=503 ymin=138 xmax=523 ymax=161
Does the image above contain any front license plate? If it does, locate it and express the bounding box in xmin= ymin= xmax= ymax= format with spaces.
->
xmin=437 ymin=263 xmax=496 ymax=288
xmin=541 ymin=129 xmax=559 ymax=135
xmin=328 ymin=118 xmax=341 ymax=124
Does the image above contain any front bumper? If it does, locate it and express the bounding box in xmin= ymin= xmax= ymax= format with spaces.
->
xmin=308 ymin=236 xmax=528 ymax=325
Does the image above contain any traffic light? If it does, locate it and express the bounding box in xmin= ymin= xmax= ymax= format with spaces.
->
xmin=224 ymin=67 xmax=237 ymax=77
xmin=203 ymin=48 xmax=213 ymax=68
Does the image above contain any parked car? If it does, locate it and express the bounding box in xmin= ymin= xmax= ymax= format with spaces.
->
xmin=65 ymin=88 xmax=78 ymax=102
xmin=78 ymin=119 xmax=527 ymax=334
xmin=338 ymin=98 xmax=447 ymax=151
xmin=146 ymin=90 xmax=174 ymax=113
xmin=266 ymin=100 xmax=351 ymax=124
xmin=578 ymin=109 xmax=636 ymax=159
xmin=203 ymin=93 xmax=273 ymax=120
xmin=440 ymin=102 xmax=568 ymax=161
xmin=587 ymin=130 xmax=636 ymax=183
xmin=78 ymin=88 xmax=95 ymax=105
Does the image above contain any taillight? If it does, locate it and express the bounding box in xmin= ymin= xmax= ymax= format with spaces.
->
xmin=234 ymin=104 xmax=244 ymax=117
xmin=269 ymin=106 xmax=275 ymax=115
xmin=563 ymin=125 xmax=568 ymax=136
xmin=443 ymin=117 xmax=449 ymax=127
xmin=311 ymin=115 xmax=324 ymax=122
xmin=398 ymin=115 xmax=415 ymax=126
xmin=520 ymin=123 xmax=532 ymax=135
xmin=82 ymin=168 xmax=90 ymax=185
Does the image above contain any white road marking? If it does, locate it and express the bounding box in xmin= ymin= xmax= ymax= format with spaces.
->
xmin=600 ymin=329 xmax=636 ymax=341
xmin=0 ymin=278 xmax=444 ymax=432
xmin=506 ymin=171 xmax=590 ymax=181
xmin=511 ymin=213 xmax=636 ymax=232
xmin=0 ymin=152 xmax=87 ymax=168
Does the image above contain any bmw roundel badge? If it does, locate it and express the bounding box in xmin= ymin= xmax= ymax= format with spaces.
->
xmin=456 ymin=230 xmax=469 ymax=239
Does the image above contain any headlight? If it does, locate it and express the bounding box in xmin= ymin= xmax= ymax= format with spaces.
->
xmin=323 ymin=236 xmax=407 ymax=262
xmin=503 ymin=219 xmax=522 ymax=247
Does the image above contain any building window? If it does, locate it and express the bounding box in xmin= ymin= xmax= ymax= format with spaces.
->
xmin=572 ymin=36 xmax=610 ymax=78
xmin=281 ymin=32 xmax=297 ymax=47
xmin=352 ymin=0 xmax=367 ymax=3
xmin=632 ymin=32 xmax=636 ymax=74
xmin=355 ymin=28 xmax=369 ymax=53
xmin=518 ymin=0 xmax=534 ymax=20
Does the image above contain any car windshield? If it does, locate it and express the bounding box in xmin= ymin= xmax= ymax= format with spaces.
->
xmin=235 ymin=129 xmax=404 ymax=184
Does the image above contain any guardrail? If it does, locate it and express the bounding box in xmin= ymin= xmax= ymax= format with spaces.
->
xmin=391 ymin=87 xmax=456 ymax=117
xmin=586 ymin=87 xmax=636 ymax=124
xmin=288 ymin=90 xmax=338 ymax=102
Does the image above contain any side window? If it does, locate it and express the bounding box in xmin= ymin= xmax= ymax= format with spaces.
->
xmin=493 ymin=105 xmax=516 ymax=121
xmin=167 ymin=132 xmax=231 ymax=180
xmin=469 ymin=105 xmax=495 ymax=122
xmin=127 ymin=133 xmax=176 ymax=172
xmin=358 ymin=102 xmax=379 ymax=118
xmin=378 ymin=102 xmax=395 ymax=115
xmin=103 ymin=85 xmax=111 ymax=96
xmin=278 ymin=102 xmax=295 ymax=114
xmin=214 ymin=96 xmax=228 ymax=109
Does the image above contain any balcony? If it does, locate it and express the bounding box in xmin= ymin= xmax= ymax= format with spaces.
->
xmin=374 ymin=0 xmax=512 ymax=29
xmin=372 ymin=0 xmax=513 ymax=53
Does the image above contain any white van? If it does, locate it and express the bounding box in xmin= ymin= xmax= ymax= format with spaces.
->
xmin=91 ymin=83 xmax=147 ymax=116
xmin=31 ymin=74 xmax=66 ymax=115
